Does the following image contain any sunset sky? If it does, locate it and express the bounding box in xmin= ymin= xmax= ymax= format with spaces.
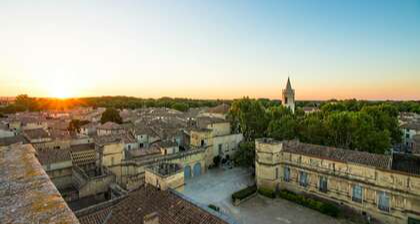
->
xmin=0 ymin=0 xmax=419 ymax=100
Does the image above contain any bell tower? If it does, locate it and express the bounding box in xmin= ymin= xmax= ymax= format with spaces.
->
xmin=282 ymin=77 xmax=295 ymax=113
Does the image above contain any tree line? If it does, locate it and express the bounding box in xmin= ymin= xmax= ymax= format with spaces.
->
xmin=229 ymin=98 xmax=404 ymax=167
xmin=0 ymin=94 xmax=230 ymax=113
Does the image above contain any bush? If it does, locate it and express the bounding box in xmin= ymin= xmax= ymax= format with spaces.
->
xmin=277 ymin=190 xmax=340 ymax=218
xmin=232 ymin=185 xmax=257 ymax=201
xmin=208 ymin=204 xmax=220 ymax=212
xmin=213 ymin=156 xmax=221 ymax=167
xmin=258 ymin=187 xmax=275 ymax=199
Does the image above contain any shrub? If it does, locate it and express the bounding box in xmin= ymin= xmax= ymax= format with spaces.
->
xmin=208 ymin=204 xmax=220 ymax=212
xmin=232 ymin=185 xmax=257 ymax=201
xmin=277 ymin=190 xmax=340 ymax=218
xmin=258 ymin=187 xmax=275 ymax=199
xmin=213 ymin=156 xmax=221 ymax=167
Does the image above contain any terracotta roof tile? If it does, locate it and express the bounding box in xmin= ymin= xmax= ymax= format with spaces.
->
xmin=37 ymin=148 xmax=72 ymax=165
xmin=23 ymin=128 xmax=50 ymax=140
xmin=77 ymin=185 xmax=227 ymax=224
xmin=282 ymin=141 xmax=392 ymax=169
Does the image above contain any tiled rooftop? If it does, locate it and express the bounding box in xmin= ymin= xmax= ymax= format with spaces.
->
xmin=0 ymin=135 xmax=28 ymax=147
xmin=282 ymin=141 xmax=392 ymax=169
xmin=97 ymin=122 xmax=122 ymax=130
xmin=0 ymin=144 xmax=79 ymax=223
xmin=23 ymin=128 xmax=50 ymax=140
xmin=37 ymin=148 xmax=72 ymax=165
xmin=206 ymin=104 xmax=230 ymax=114
xmin=401 ymin=122 xmax=420 ymax=131
xmin=71 ymin=143 xmax=95 ymax=152
xmin=127 ymin=146 xmax=161 ymax=158
xmin=94 ymin=134 xmax=123 ymax=146
xmin=197 ymin=116 xmax=227 ymax=128
xmin=77 ymin=185 xmax=227 ymax=224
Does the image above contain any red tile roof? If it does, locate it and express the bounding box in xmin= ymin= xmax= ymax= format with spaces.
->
xmin=77 ymin=185 xmax=227 ymax=224
xmin=282 ymin=140 xmax=392 ymax=169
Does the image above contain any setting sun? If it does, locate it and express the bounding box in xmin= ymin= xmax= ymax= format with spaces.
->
xmin=48 ymin=77 xmax=77 ymax=99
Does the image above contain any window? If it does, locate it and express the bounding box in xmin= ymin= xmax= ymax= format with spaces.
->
xmin=299 ymin=171 xmax=308 ymax=187
xmin=285 ymin=97 xmax=288 ymax=104
xmin=284 ymin=167 xmax=291 ymax=182
xmin=319 ymin=176 xmax=328 ymax=193
xmin=218 ymin=144 xmax=223 ymax=155
xmin=201 ymin=140 xmax=205 ymax=147
xmin=140 ymin=143 xmax=144 ymax=148
xmin=275 ymin=168 xmax=279 ymax=179
xmin=352 ymin=185 xmax=363 ymax=203
xmin=378 ymin=192 xmax=390 ymax=212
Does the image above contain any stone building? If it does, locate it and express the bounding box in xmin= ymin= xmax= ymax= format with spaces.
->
xmin=37 ymin=147 xmax=74 ymax=189
xmin=282 ymin=77 xmax=295 ymax=113
xmin=145 ymin=163 xmax=184 ymax=191
xmin=0 ymin=123 xmax=15 ymax=138
xmin=191 ymin=117 xmax=243 ymax=164
xmin=97 ymin=122 xmax=125 ymax=136
xmin=402 ymin=122 xmax=420 ymax=152
xmin=255 ymin=138 xmax=420 ymax=223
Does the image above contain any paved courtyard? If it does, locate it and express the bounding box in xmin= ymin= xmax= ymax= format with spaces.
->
xmin=180 ymin=167 xmax=342 ymax=224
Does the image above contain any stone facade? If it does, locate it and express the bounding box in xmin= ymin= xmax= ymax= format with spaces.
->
xmin=255 ymin=138 xmax=420 ymax=223
xmin=191 ymin=120 xmax=243 ymax=165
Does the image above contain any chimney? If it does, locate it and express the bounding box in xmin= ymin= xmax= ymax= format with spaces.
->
xmin=144 ymin=211 xmax=159 ymax=224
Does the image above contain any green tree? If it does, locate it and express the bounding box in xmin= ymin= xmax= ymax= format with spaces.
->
xmin=100 ymin=108 xmax=123 ymax=124
xmin=361 ymin=104 xmax=402 ymax=145
xmin=172 ymin=102 xmax=189 ymax=112
xmin=228 ymin=97 xmax=269 ymax=141
xmin=298 ymin=113 xmax=327 ymax=145
xmin=15 ymin=94 xmax=38 ymax=111
xmin=267 ymin=115 xmax=298 ymax=141
xmin=323 ymin=111 xmax=391 ymax=154
xmin=233 ymin=141 xmax=255 ymax=167
xmin=267 ymin=105 xmax=293 ymax=120
xmin=324 ymin=112 xmax=356 ymax=149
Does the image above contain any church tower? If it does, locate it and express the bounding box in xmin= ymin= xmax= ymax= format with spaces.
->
xmin=282 ymin=77 xmax=295 ymax=113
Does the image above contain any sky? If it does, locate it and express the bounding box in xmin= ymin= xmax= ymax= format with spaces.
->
xmin=0 ymin=0 xmax=419 ymax=100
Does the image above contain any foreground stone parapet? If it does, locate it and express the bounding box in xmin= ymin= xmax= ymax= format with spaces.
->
xmin=0 ymin=144 xmax=79 ymax=224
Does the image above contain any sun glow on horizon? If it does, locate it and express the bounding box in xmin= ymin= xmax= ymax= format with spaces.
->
xmin=47 ymin=77 xmax=78 ymax=99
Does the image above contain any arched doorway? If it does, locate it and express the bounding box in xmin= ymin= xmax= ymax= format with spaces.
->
xmin=193 ymin=163 xmax=201 ymax=177
xmin=184 ymin=165 xmax=192 ymax=179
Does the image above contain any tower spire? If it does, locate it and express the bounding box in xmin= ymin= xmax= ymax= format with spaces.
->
xmin=282 ymin=77 xmax=295 ymax=113
xmin=286 ymin=76 xmax=292 ymax=91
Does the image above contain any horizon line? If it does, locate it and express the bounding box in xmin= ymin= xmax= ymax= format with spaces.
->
xmin=1 ymin=94 xmax=419 ymax=102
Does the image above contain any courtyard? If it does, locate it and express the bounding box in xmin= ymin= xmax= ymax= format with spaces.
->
xmin=180 ymin=167 xmax=342 ymax=224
